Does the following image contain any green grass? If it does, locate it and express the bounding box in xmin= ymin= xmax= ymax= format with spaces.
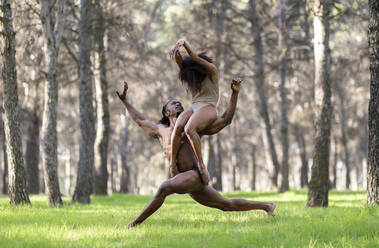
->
xmin=0 ymin=190 xmax=378 ymax=247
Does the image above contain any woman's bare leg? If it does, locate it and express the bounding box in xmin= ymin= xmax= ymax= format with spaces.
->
xmin=184 ymin=105 xmax=217 ymax=184
xmin=190 ymin=186 xmax=276 ymax=215
xmin=170 ymin=109 xmax=193 ymax=174
xmin=128 ymin=170 xmax=203 ymax=228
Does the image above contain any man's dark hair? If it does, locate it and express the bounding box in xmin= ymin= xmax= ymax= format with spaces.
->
xmin=159 ymin=101 xmax=170 ymax=126
xmin=179 ymin=52 xmax=213 ymax=94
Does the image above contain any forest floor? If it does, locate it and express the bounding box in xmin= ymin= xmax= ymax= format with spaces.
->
xmin=0 ymin=190 xmax=378 ymax=247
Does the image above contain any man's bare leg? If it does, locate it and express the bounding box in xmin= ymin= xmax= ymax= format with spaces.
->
xmin=189 ymin=186 xmax=276 ymax=215
xmin=128 ymin=170 xmax=203 ymax=228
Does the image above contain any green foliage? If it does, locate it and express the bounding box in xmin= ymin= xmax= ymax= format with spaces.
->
xmin=0 ymin=190 xmax=378 ymax=247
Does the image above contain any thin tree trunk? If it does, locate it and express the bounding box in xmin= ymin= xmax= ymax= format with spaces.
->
xmin=93 ymin=0 xmax=110 ymax=195
xmin=1 ymin=0 xmax=30 ymax=204
xmin=119 ymin=114 xmax=130 ymax=193
xmin=306 ymin=0 xmax=332 ymax=207
xmin=251 ymin=145 xmax=257 ymax=191
xmin=332 ymin=135 xmax=338 ymax=189
xmin=207 ymin=136 xmax=217 ymax=186
xmin=367 ymin=0 xmax=379 ymax=205
xmin=73 ymin=0 xmax=95 ymax=204
xmin=294 ymin=124 xmax=308 ymax=188
xmin=0 ymin=110 xmax=8 ymax=194
xmin=40 ymin=0 xmax=66 ymax=206
xmin=278 ymin=0 xmax=289 ymax=193
xmin=25 ymin=108 xmax=40 ymax=194
xmin=214 ymin=135 xmax=223 ymax=191
xmin=337 ymin=89 xmax=350 ymax=189
xmin=249 ymin=0 xmax=280 ymax=188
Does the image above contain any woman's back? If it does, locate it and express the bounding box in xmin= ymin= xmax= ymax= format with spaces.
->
xmin=192 ymin=76 xmax=219 ymax=107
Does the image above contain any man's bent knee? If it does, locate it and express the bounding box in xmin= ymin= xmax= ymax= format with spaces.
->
xmin=156 ymin=182 xmax=173 ymax=199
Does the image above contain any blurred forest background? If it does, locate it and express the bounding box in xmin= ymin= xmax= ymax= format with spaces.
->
xmin=0 ymin=0 xmax=370 ymax=197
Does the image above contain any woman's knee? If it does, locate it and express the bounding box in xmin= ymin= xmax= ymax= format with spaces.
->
xmin=184 ymin=123 xmax=196 ymax=137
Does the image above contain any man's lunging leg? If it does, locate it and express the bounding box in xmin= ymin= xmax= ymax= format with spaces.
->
xmin=190 ymin=186 xmax=276 ymax=215
xmin=128 ymin=170 xmax=203 ymax=228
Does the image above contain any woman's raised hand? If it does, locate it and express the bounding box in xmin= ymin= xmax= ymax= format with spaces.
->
xmin=116 ymin=81 xmax=128 ymax=102
xmin=169 ymin=39 xmax=186 ymax=59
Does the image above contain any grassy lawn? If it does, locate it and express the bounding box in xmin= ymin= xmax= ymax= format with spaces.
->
xmin=0 ymin=190 xmax=378 ymax=247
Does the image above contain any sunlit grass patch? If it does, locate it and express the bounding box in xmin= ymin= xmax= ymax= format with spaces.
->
xmin=0 ymin=190 xmax=378 ymax=247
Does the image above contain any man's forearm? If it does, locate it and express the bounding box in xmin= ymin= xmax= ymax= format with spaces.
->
xmin=122 ymin=99 xmax=146 ymax=123
xmin=223 ymin=91 xmax=239 ymax=124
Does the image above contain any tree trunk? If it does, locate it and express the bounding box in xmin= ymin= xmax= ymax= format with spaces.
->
xmin=278 ymin=0 xmax=289 ymax=193
xmin=251 ymin=145 xmax=257 ymax=191
xmin=119 ymin=113 xmax=130 ymax=193
xmin=336 ymin=89 xmax=350 ymax=189
xmin=306 ymin=0 xmax=332 ymax=207
xmin=294 ymin=125 xmax=308 ymax=188
xmin=332 ymin=136 xmax=338 ymax=189
xmin=367 ymin=0 xmax=379 ymax=205
xmin=214 ymin=135 xmax=223 ymax=191
xmin=207 ymin=136 xmax=217 ymax=187
xmin=1 ymin=0 xmax=30 ymax=204
xmin=93 ymin=0 xmax=110 ymax=195
xmin=73 ymin=0 xmax=95 ymax=204
xmin=0 ymin=111 xmax=8 ymax=194
xmin=249 ymin=0 xmax=280 ymax=188
xmin=25 ymin=108 xmax=40 ymax=194
xmin=40 ymin=0 xmax=66 ymax=206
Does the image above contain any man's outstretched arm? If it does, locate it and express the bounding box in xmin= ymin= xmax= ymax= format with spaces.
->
xmin=201 ymin=78 xmax=242 ymax=136
xmin=116 ymin=81 xmax=160 ymax=138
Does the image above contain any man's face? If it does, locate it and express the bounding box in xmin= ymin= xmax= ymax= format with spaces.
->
xmin=165 ymin=100 xmax=184 ymax=117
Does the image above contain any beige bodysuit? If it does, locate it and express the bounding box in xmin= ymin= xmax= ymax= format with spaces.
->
xmin=191 ymin=76 xmax=219 ymax=112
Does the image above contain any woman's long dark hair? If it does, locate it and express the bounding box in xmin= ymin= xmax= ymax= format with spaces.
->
xmin=159 ymin=101 xmax=170 ymax=126
xmin=179 ymin=52 xmax=213 ymax=94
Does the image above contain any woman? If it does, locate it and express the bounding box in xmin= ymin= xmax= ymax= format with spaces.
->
xmin=168 ymin=39 xmax=219 ymax=185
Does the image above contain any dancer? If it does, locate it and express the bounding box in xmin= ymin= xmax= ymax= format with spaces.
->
xmin=168 ymin=39 xmax=219 ymax=185
xmin=116 ymin=78 xmax=276 ymax=228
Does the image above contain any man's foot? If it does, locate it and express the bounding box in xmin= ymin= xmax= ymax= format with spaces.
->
xmin=265 ymin=203 xmax=276 ymax=216
xmin=127 ymin=221 xmax=138 ymax=229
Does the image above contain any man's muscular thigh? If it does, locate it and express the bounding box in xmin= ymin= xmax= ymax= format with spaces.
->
xmin=169 ymin=170 xmax=204 ymax=194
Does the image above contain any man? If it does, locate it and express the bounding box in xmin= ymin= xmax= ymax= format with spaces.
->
xmin=116 ymin=78 xmax=276 ymax=228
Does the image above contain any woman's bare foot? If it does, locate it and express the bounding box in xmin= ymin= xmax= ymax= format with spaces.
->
xmin=265 ymin=203 xmax=276 ymax=216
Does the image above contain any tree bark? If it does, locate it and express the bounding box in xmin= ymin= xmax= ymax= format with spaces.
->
xmin=249 ymin=0 xmax=280 ymax=188
xmin=294 ymin=124 xmax=308 ymax=188
xmin=40 ymin=0 xmax=66 ymax=206
xmin=367 ymin=0 xmax=379 ymax=205
xmin=73 ymin=0 xmax=95 ymax=204
xmin=25 ymin=108 xmax=40 ymax=194
xmin=1 ymin=0 xmax=30 ymax=205
xmin=278 ymin=0 xmax=289 ymax=193
xmin=93 ymin=0 xmax=110 ymax=195
xmin=207 ymin=136 xmax=217 ymax=187
xmin=119 ymin=113 xmax=130 ymax=193
xmin=306 ymin=0 xmax=332 ymax=207
xmin=0 ymin=110 xmax=8 ymax=194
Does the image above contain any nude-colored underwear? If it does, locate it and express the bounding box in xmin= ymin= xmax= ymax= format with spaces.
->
xmin=190 ymin=102 xmax=215 ymax=112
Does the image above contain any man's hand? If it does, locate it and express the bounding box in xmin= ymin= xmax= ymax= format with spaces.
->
xmin=231 ymin=77 xmax=243 ymax=93
xmin=116 ymin=81 xmax=128 ymax=102
xmin=199 ymin=167 xmax=210 ymax=185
